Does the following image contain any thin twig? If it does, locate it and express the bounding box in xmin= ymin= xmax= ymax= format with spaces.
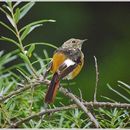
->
xmin=0 ymin=82 xmax=39 ymax=103
xmin=10 ymin=104 xmax=76 ymax=128
xmin=59 ymin=87 xmax=100 ymax=128
xmin=9 ymin=101 xmax=130 ymax=128
xmin=0 ymin=79 xmax=49 ymax=103
xmin=1 ymin=81 xmax=130 ymax=109
xmin=1 ymin=79 xmax=130 ymax=110
xmin=93 ymin=56 xmax=99 ymax=102
xmin=84 ymin=101 xmax=130 ymax=109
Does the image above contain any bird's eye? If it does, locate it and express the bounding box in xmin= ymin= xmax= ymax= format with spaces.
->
xmin=72 ymin=40 xmax=76 ymax=43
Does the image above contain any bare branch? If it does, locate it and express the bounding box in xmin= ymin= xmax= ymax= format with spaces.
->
xmin=1 ymin=80 xmax=130 ymax=109
xmin=0 ymin=82 xmax=39 ymax=103
xmin=10 ymin=104 xmax=75 ymax=128
xmin=10 ymin=101 xmax=130 ymax=128
xmin=93 ymin=56 xmax=99 ymax=102
xmin=0 ymin=79 xmax=49 ymax=103
xmin=84 ymin=101 xmax=130 ymax=109
xmin=59 ymin=87 xmax=100 ymax=128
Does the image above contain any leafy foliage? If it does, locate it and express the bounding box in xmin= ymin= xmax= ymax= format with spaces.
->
xmin=0 ymin=1 xmax=130 ymax=128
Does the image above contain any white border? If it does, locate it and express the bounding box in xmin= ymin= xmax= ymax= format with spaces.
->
xmin=1 ymin=0 xmax=130 ymax=2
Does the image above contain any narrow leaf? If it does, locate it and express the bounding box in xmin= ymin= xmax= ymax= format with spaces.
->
xmin=0 ymin=21 xmax=16 ymax=35
xmin=101 ymin=95 xmax=116 ymax=102
xmin=28 ymin=24 xmax=43 ymax=33
xmin=107 ymin=84 xmax=130 ymax=103
xmin=19 ymin=19 xmax=56 ymax=33
xmin=13 ymin=1 xmax=22 ymax=8
xmin=25 ymin=63 xmax=34 ymax=76
xmin=3 ymin=82 xmax=14 ymax=94
xmin=4 ymin=55 xmax=17 ymax=65
xmin=0 ymin=36 xmax=19 ymax=47
xmin=21 ymin=26 xmax=31 ymax=40
xmin=6 ymin=1 xmax=12 ymax=8
xmin=19 ymin=2 xmax=35 ymax=19
xmin=0 ymin=7 xmax=16 ymax=28
xmin=43 ymin=49 xmax=49 ymax=64
xmin=0 ymin=51 xmax=17 ymax=67
xmin=19 ymin=53 xmax=30 ymax=63
xmin=0 ymin=51 xmax=4 ymax=57
xmin=14 ymin=8 xmax=20 ymax=23
xmin=0 ymin=73 xmax=11 ymax=79
xmin=20 ymin=24 xmax=42 ymax=40
xmin=1 ymin=63 xmax=24 ymax=74
xmin=1 ymin=5 xmax=15 ymax=28
xmin=118 ymin=80 xmax=130 ymax=89
xmin=27 ymin=44 xmax=35 ymax=57
xmin=0 ymin=7 xmax=11 ymax=17
xmin=17 ymin=68 xmax=30 ymax=80
xmin=24 ymin=42 xmax=58 ymax=49
xmin=2 ymin=4 xmax=12 ymax=12
xmin=118 ymin=85 xmax=130 ymax=95
xmin=6 ymin=14 xmax=15 ymax=28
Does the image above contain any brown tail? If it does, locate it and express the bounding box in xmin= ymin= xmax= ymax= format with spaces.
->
xmin=45 ymin=72 xmax=59 ymax=104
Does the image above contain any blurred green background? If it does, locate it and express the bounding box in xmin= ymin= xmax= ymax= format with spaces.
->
xmin=0 ymin=2 xmax=130 ymax=102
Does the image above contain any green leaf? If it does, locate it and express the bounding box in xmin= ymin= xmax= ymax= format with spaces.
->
xmin=28 ymin=24 xmax=43 ymax=34
xmin=0 ymin=21 xmax=16 ymax=35
xmin=0 ymin=36 xmax=19 ymax=47
xmin=21 ymin=26 xmax=31 ymax=40
xmin=27 ymin=44 xmax=35 ymax=57
xmin=32 ymin=57 xmax=51 ymax=65
xmin=13 ymin=1 xmax=22 ymax=8
xmin=118 ymin=80 xmax=130 ymax=89
xmin=19 ymin=2 xmax=35 ymax=20
xmin=107 ymin=84 xmax=130 ymax=103
xmin=3 ymin=82 xmax=14 ymax=95
xmin=2 ymin=4 xmax=12 ymax=13
xmin=17 ymin=68 xmax=30 ymax=80
xmin=1 ymin=63 xmax=24 ymax=74
xmin=0 ymin=51 xmax=4 ymax=57
xmin=0 ymin=52 xmax=17 ymax=69
xmin=24 ymin=42 xmax=58 ymax=49
xmin=0 ymin=8 xmax=15 ymax=28
xmin=43 ymin=49 xmax=50 ymax=64
xmin=3 ymin=55 xmax=17 ymax=65
xmin=20 ymin=24 xmax=42 ymax=40
xmin=101 ymin=95 xmax=116 ymax=102
xmin=6 ymin=1 xmax=12 ymax=8
xmin=99 ymin=108 xmax=112 ymax=118
xmin=14 ymin=8 xmax=20 ymax=23
xmin=19 ymin=53 xmax=30 ymax=64
xmin=0 ymin=7 xmax=7 ymax=14
xmin=6 ymin=14 xmax=16 ymax=28
xmin=118 ymin=84 xmax=130 ymax=95
xmin=19 ymin=19 xmax=56 ymax=33
xmin=43 ymin=49 xmax=49 ymax=59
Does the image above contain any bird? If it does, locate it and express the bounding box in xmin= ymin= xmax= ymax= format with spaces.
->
xmin=44 ymin=38 xmax=87 ymax=104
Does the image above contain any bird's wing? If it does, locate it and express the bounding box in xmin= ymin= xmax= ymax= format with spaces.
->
xmin=58 ymin=58 xmax=80 ymax=79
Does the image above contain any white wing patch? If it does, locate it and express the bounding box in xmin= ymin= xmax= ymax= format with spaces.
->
xmin=62 ymin=59 xmax=76 ymax=80
xmin=64 ymin=59 xmax=75 ymax=67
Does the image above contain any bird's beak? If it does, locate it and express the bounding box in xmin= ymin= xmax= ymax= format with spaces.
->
xmin=81 ymin=39 xmax=87 ymax=44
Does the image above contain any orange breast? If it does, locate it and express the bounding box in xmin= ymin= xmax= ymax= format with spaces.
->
xmin=71 ymin=58 xmax=84 ymax=79
xmin=51 ymin=52 xmax=67 ymax=73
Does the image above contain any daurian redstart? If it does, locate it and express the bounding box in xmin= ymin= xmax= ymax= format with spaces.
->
xmin=44 ymin=38 xmax=86 ymax=103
